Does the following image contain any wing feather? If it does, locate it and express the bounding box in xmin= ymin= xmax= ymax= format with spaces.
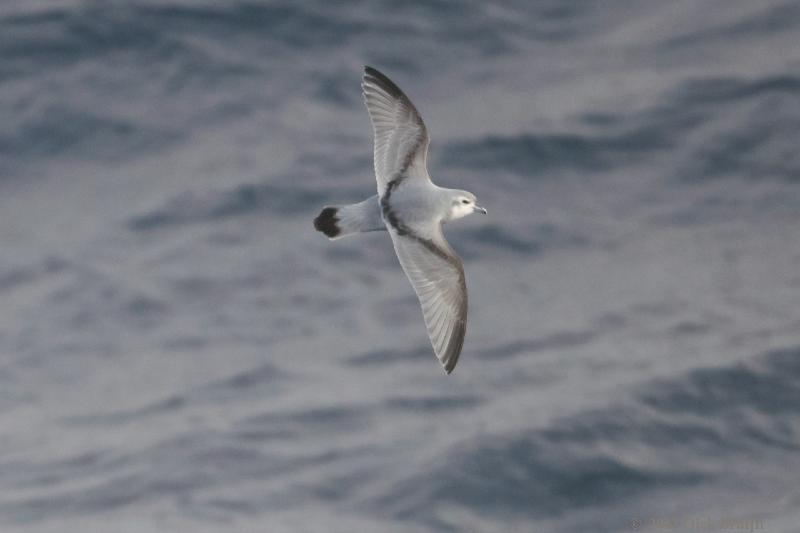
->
xmin=362 ymin=66 xmax=430 ymax=195
xmin=387 ymin=226 xmax=467 ymax=373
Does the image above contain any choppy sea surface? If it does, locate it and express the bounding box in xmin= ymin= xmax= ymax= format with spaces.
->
xmin=1 ymin=1 xmax=799 ymax=531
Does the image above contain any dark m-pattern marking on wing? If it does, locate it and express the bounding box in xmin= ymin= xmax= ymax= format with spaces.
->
xmin=362 ymin=66 xmax=430 ymax=196
xmin=363 ymin=68 xmax=428 ymax=159
xmin=380 ymin=180 xmax=463 ymax=269
xmin=380 ymin=178 xmax=407 ymax=235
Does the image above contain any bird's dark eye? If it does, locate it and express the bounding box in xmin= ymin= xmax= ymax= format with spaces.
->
xmin=461 ymin=199 xmax=469 ymax=204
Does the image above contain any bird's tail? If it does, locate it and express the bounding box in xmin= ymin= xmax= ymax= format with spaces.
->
xmin=314 ymin=207 xmax=342 ymax=238
xmin=313 ymin=194 xmax=386 ymax=240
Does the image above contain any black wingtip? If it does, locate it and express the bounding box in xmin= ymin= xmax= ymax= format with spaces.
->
xmin=441 ymin=321 xmax=466 ymax=375
xmin=314 ymin=207 xmax=340 ymax=238
xmin=362 ymin=66 xmax=404 ymax=99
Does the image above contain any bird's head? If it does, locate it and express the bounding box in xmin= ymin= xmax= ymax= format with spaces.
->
xmin=447 ymin=190 xmax=487 ymax=221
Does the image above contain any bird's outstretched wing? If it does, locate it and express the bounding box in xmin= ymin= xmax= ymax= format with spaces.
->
xmin=387 ymin=225 xmax=467 ymax=373
xmin=362 ymin=66 xmax=430 ymax=196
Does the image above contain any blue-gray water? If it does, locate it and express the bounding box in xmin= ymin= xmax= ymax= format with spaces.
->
xmin=1 ymin=1 xmax=799 ymax=532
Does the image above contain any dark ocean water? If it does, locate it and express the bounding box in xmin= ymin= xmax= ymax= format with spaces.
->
xmin=1 ymin=1 xmax=799 ymax=531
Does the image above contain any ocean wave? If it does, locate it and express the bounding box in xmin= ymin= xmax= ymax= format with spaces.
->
xmin=347 ymin=345 xmax=434 ymax=367
xmin=638 ymin=345 xmax=800 ymax=420
xmin=660 ymin=1 xmax=800 ymax=49
xmin=0 ymin=256 xmax=68 ymax=292
xmin=673 ymin=75 xmax=800 ymax=182
xmin=460 ymin=223 xmax=589 ymax=258
xmin=64 ymin=362 xmax=284 ymax=428
xmin=369 ymin=345 xmax=800 ymax=525
xmin=384 ymin=394 xmax=483 ymax=413
xmin=0 ymin=100 xmax=182 ymax=162
xmin=481 ymin=329 xmax=598 ymax=360
xmin=443 ymin=71 xmax=800 ymax=184
xmin=128 ymin=182 xmax=324 ymax=231
xmin=441 ymin=130 xmax=664 ymax=179
xmin=2 ymin=1 xmax=799 ymax=531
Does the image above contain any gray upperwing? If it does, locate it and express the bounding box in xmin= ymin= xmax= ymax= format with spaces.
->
xmin=386 ymin=223 xmax=467 ymax=374
xmin=362 ymin=66 xmax=431 ymax=196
